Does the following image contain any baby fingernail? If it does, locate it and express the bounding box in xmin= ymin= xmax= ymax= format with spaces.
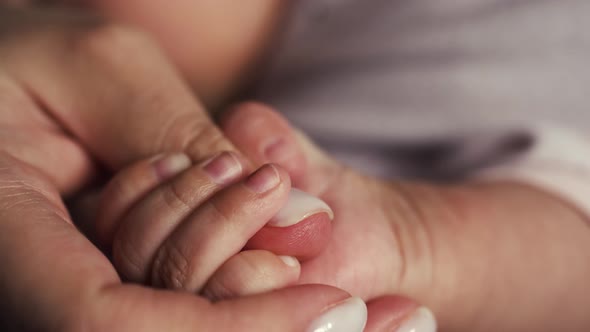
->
xmin=245 ymin=164 xmax=281 ymax=193
xmin=395 ymin=307 xmax=437 ymax=332
xmin=278 ymin=255 xmax=299 ymax=268
xmin=269 ymin=189 xmax=334 ymax=227
xmin=201 ymin=151 xmax=243 ymax=185
xmin=306 ymin=297 xmax=367 ymax=332
xmin=153 ymin=153 xmax=192 ymax=180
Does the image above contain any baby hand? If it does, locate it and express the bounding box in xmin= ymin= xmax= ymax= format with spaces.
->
xmin=94 ymin=151 xmax=333 ymax=300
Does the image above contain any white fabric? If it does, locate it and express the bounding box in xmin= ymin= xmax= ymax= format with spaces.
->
xmin=254 ymin=0 xmax=590 ymax=217
xmin=474 ymin=126 xmax=590 ymax=217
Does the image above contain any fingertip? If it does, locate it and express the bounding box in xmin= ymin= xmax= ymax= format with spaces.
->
xmin=212 ymin=284 xmax=356 ymax=332
xmin=152 ymin=153 xmax=192 ymax=180
xmin=306 ymin=296 xmax=368 ymax=332
xmin=393 ymin=307 xmax=437 ymax=332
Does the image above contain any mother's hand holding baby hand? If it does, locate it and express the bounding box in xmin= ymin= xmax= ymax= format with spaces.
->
xmin=95 ymin=151 xmax=331 ymax=298
xmin=0 ymin=6 xmax=427 ymax=331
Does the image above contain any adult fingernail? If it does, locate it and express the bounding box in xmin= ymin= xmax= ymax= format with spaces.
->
xmin=245 ymin=164 xmax=281 ymax=193
xmin=278 ymin=255 xmax=300 ymax=268
xmin=395 ymin=307 xmax=437 ymax=332
xmin=306 ymin=297 xmax=367 ymax=332
xmin=201 ymin=151 xmax=243 ymax=185
xmin=152 ymin=153 xmax=192 ymax=180
xmin=269 ymin=189 xmax=334 ymax=227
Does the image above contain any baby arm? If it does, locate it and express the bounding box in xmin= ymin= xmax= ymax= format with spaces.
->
xmin=218 ymin=103 xmax=590 ymax=332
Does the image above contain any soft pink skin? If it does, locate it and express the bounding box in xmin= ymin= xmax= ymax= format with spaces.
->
xmin=246 ymin=212 xmax=332 ymax=261
xmin=77 ymin=0 xmax=284 ymax=106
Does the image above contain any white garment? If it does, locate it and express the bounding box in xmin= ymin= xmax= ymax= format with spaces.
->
xmin=254 ymin=0 xmax=590 ymax=217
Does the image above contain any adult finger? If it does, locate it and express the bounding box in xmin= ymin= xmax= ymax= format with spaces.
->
xmin=101 ymin=152 xmax=332 ymax=282
xmin=95 ymin=153 xmax=193 ymax=248
xmin=147 ymin=163 xmax=291 ymax=290
xmin=0 ymin=151 xmax=119 ymax=330
xmin=0 ymin=151 xmax=375 ymax=332
xmin=0 ymin=71 xmax=95 ymax=194
xmin=3 ymin=13 xmax=236 ymax=169
xmin=110 ymin=151 xmax=246 ymax=283
xmin=99 ymin=284 xmax=369 ymax=332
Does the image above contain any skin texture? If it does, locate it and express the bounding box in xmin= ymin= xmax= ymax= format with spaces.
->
xmin=1 ymin=3 xmax=589 ymax=331
xmin=219 ymin=104 xmax=590 ymax=331
xmin=0 ymin=6 xmax=419 ymax=331
xmin=0 ymin=152 xmax=355 ymax=332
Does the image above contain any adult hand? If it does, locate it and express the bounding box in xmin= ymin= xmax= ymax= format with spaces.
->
xmin=220 ymin=103 xmax=590 ymax=332
xmin=0 ymin=6 xmax=429 ymax=331
xmin=0 ymin=5 xmax=236 ymax=194
xmin=0 ymin=151 xmax=379 ymax=332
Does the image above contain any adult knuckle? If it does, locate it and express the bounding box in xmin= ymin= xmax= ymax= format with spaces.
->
xmin=158 ymin=112 xmax=232 ymax=161
xmin=186 ymin=124 xmax=230 ymax=159
xmin=161 ymin=177 xmax=197 ymax=212
xmin=207 ymin=200 xmax=235 ymax=234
